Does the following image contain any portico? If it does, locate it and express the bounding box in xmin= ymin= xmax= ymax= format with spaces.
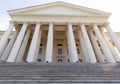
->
xmin=0 ymin=1 xmax=120 ymax=63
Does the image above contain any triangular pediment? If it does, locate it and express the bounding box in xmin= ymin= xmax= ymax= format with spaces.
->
xmin=8 ymin=1 xmax=111 ymax=17
xmin=13 ymin=5 xmax=103 ymax=16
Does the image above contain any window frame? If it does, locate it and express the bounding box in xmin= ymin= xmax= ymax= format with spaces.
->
xmin=58 ymin=48 xmax=62 ymax=54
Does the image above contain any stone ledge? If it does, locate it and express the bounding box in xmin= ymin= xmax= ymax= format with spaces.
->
xmin=0 ymin=80 xmax=120 ymax=83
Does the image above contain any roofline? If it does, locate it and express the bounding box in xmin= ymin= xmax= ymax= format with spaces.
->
xmin=8 ymin=1 xmax=111 ymax=17
xmin=8 ymin=1 xmax=63 ymax=12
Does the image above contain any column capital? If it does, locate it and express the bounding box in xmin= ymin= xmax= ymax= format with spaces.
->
xmin=92 ymin=23 xmax=98 ymax=26
xmin=35 ymin=22 xmax=41 ymax=27
xmin=36 ymin=22 xmax=41 ymax=25
xmin=23 ymin=22 xmax=28 ymax=24
xmin=9 ymin=21 xmax=16 ymax=27
xmin=49 ymin=22 xmax=53 ymax=25
xmin=49 ymin=22 xmax=54 ymax=31
xmin=80 ymin=23 xmax=85 ymax=26
xmin=92 ymin=23 xmax=99 ymax=28
xmin=67 ymin=22 xmax=72 ymax=25
xmin=104 ymin=22 xmax=110 ymax=28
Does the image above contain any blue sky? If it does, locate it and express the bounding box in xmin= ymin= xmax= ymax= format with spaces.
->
xmin=0 ymin=0 xmax=120 ymax=31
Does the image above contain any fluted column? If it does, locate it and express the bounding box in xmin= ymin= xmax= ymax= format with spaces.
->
xmin=7 ymin=22 xmax=28 ymax=62
xmin=67 ymin=23 xmax=78 ymax=62
xmin=1 ymin=28 xmax=20 ymax=62
xmin=101 ymin=31 xmax=120 ymax=62
xmin=78 ymin=29 xmax=89 ymax=62
xmin=16 ymin=29 xmax=31 ymax=62
xmin=0 ymin=39 xmax=9 ymax=57
xmin=45 ymin=23 xmax=54 ymax=62
xmin=93 ymin=24 xmax=115 ymax=62
xmin=34 ymin=30 xmax=42 ymax=61
xmin=89 ymin=31 xmax=104 ymax=62
xmin=105 ymin=23 xmax=120 ymax=53
xmin=26 ymin=23 xmax=41 ymax=62
xmin=80 ymin=23 xmax=96 ymax=63
xmin=0 ymin=22 xmax=14 ymax=57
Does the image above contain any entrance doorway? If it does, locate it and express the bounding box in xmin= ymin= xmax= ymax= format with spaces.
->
xmin=58 ymin=59 xmax=62 ymax=62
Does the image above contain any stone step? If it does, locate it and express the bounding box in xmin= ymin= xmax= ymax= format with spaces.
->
xmin=0 ymin=80 xmax=120 ymax=84
xmin=0 ymin=75 xmax=120 ymax=80
xmin=0 ymin=68 xmax=119 ymax=74
xmin=0 ymin=62 xmax=120 ymax=83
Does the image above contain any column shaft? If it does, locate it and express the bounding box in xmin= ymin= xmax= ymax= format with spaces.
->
xmin=0 ymin=40 xmax=9 ymax=57
xmin=16 ymin=29 xmax=31 ymax=62
xmin=102 ymin=32 xmax=120 ymax=62
xmin=105 ymin=23 xmax=120 ymax=53
xmin=0 ymin=22 xmax=14 ymax=57
xmin=45 ymin=23 xmax=54 ymax=62
xmin=67 ymin=23 xmax=78 ymax=62
xmin=89 ymin=31 xmax=104 ymax=62
xmin=7 ymin=22 xmax=28 ymax=62
xmin=81 ymin=23 xmax=97 ymax=63
xmin=78 ymin=30 xmax=89 ymax=62
xmin=93 ymin=24 xmax=115 ymax=62
xmin=34 ymin=30 xmax=42 ymax=61
xmin=26 ymin=23 xmax=41 ymax=62
xmin=1 ymin=29 xmax=20 ymax=61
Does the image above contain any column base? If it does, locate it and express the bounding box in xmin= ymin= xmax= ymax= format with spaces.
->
xmin=46 ymin=61 xmax=49 ymax=63
xmin=0 ymin=59 xmax=6 ymax=63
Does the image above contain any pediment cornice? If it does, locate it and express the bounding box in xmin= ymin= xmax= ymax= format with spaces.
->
xmin=8 ymin=1 xmax=111 ymax=18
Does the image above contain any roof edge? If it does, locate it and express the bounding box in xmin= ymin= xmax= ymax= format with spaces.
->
xmin=8 ymin=1 xmax=111 ymax=17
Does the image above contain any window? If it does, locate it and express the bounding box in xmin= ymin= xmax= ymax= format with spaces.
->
xmin=67 ymin=48 xmax=69 ymax=54
xmin=68 ymin=59 xmax=70 ymax=62
xmin=77 ymin=49 xmax=80 ymax=54
xmin=78 ymin=59 xmax=82 ymax=62
xmin=40 ymin=44 xmax=43 ymax=46
xmin=58 ymin=59 xmax=62 ymax=62
xmin=100 ymin=49 xmax=104 ymax=54
xmin=39 ymin=48 xmax=42 ymax=54
xmin=57 ymin=44 xmax=62 ymax=46
xmin=37 ymin=59 xmax=41 ymax=62
xmin=93 ymin=31 xmax=95 ymax=35
xmin=58 ymin=48 xmax=62 ymax=54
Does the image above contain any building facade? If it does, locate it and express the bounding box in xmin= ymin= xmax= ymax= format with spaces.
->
xmin=0 ymin=1 xmax=120 ymax=63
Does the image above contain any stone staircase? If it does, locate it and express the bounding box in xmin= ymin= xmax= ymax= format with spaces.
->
xmin=0 ymin=62 xmax=120 ymax=83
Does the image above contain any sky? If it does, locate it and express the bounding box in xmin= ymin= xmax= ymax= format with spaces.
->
xmin=0 ymin=0 xmax=120 ymax=32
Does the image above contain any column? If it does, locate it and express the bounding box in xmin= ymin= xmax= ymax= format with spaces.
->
xmin=16 ymin=29 xmax=31 ymax=62
xmin=0 ymin=22 xmax=14 ymax=57
xmin=7 ymin=22 xmax=28 ymax=62
xmin=101 ymin=32 xmax=120 ymax=62
xmin=80 ymin=23 xmax=97 ymax=63
xmin=105 ymin=23 xmax=120 ymax=53
xmin=26 ymin=23 xmax=41 ymax=62
xmin=45 ymin=23 xmax=54 ymax=62
xmin=93 ymin=23 xmax=115 ymax=62
xmin=0 ymin=40 xmax=9 ymax=57
xmin=77 ymin=30 xmax=89 ymax=62
xmin=89 ymin=31 xmax=104 ymax=62
xmin=1 ymin=28 xmax=20 ymax=62
xmin=67 ymin=23 xmax=78 ymax=62
xmin=34 ymin=30 xmax=42 ymax=61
